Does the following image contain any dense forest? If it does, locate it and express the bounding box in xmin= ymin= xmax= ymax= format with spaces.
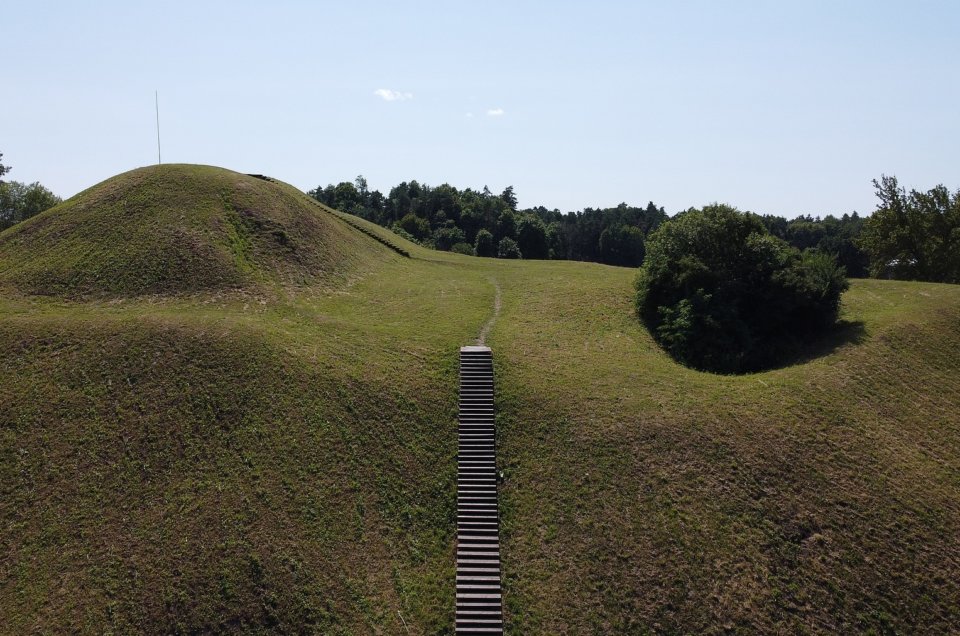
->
xmin=309 ymin=177 xmax=871 ymax=275
xmin=309 ymin=178 xmax=664 ymax=266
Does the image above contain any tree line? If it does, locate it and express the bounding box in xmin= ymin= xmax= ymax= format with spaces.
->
xmin=309 ymin=177 xmax=666 ymax=265
xmin=309 ymin=176 xmax=876 ymax=274
xmin=1 ymin=153 xmax=954 ymax=286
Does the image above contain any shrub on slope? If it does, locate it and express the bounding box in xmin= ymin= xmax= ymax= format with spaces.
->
xmin=636 ymin=204 xmax=849 ymax=373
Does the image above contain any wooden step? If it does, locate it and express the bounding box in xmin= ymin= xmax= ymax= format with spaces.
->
xmin=456 ymin=346 xmax=502 ymax=634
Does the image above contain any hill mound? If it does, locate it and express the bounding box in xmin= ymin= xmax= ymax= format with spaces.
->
xmin=2 ymin=211 xmax=960 ymax=633
xmin=0 ymin=165 xmax=392 ymax=298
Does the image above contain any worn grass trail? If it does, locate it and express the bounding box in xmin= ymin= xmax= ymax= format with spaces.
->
xmin=476 ymin=278 xmax=502 ymax=346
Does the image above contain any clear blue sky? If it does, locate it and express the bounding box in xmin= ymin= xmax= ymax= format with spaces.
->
xmin=4 ymin=1 xmax=958 ymax=217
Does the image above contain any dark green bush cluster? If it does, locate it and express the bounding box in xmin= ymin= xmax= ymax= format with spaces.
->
xmin=450 ymin=242 xmax=474 ymax=255
xmin=636 ymin=204 xmax=849 ymax=373
xmin=497 ymin=237 xmax=522 ymax=259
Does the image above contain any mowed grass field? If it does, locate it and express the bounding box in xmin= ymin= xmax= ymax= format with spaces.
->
xmin=2 ymin=166 xmax=959 ymax=633
xmin=491 ymin=266 xmax=960 ymax=634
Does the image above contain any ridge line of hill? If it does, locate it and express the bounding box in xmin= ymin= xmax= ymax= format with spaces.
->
xmin=0 ymin=165 xmax=404 ymax=298
xmin=248 ymin=174 xmax=411 ymax=258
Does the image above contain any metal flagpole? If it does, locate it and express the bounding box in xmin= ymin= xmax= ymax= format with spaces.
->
xmin=155 ymin=91 xmax=161 ymax=165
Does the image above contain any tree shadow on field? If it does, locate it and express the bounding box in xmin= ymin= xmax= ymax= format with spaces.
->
xmin=645 ymin=313 xmax=869 ymax=375
xmin=754 ymin=319 xmax=867 ymax=374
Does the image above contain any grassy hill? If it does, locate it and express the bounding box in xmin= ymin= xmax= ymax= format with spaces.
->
xmin=0 ymin=165 xmax=393 ymax=298
xmin=492 ymin=269 xmax=960 ymax=634
xmin=2 ymin=165 xmax=959 ymax=633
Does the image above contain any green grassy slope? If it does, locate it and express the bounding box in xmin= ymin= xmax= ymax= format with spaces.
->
xmin=0 ymin=165 xmax=393 ymax=298
xmin=491 ymin=268 xmax=960 ymax=634
xmin=0 ymin=258 xmax=494 ymax=634
xmin=2 ymin=166 xmax=960 ymax=633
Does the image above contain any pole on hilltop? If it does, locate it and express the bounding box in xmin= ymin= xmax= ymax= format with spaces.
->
xmin=155 ymin=91 xmax=161 ymax=165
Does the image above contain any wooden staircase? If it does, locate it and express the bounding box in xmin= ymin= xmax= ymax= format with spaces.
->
xmin=456 ymin=346 xmax=503 ymax=634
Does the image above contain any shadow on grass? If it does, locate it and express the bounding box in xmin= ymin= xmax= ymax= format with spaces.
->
xmin=652 ymin=318 xmax=868 ymax=376
xmin=761 ymin=319 xmax=867 ymax=373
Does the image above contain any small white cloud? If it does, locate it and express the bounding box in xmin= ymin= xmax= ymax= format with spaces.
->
xmin=374 ymin=88 xmax=413 ymax=101
xmin=486 ymin=108 xmax=505 ymax=116
xmin=466 ymin=112 xmax=474 ymax=118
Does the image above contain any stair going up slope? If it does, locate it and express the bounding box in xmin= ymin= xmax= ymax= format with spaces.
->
xmin=456 ymin=346 xmax=503 ymax=635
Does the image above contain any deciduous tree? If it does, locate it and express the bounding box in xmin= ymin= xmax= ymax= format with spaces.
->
xmin=0 ymin=152 xmax=10 ymax=184
xmin=474 ymin=229 xmax=495 ymax=257
xmin=497 ymin=237 xmax=522 ymax=259
xmin=859 ymin=175 xmax=960 ymax=283
xmin=636 ymin=204 xmax=848 ymax=373
xmin=0 ymin=181 xmax=62 ymax=231
xmin=516 ymin=215 xmax=549 ymax=259
xmin=396 ymin=212 xmax=431 ymax=241
xmin=599 ymin=224 xmax=645 ymax=266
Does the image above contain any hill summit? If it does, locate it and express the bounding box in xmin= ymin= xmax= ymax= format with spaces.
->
xmin=0 ymin=164 xmax=389 ymax=297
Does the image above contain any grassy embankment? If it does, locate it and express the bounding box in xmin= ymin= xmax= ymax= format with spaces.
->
xmin=2 ymin=164 xmax=959 ymax=633
xmin=492 ymin=268 xmax=960 ymax=634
